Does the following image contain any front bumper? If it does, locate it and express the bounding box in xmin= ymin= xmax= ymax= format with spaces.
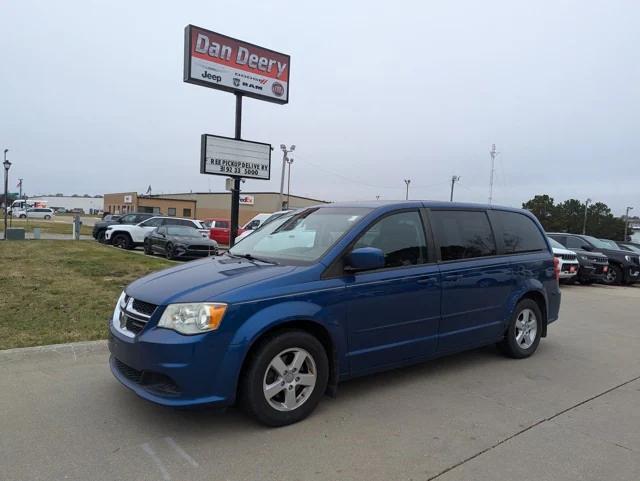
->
xmin=626 ymin=265 xmax=640 ymax=283
xmin=172 ymin=245 xmax=218 ymax=259
xmin=577 ymin=263 xmax=608 ymax=282
xmin=109 ymin=317 xmax=246 ymax=407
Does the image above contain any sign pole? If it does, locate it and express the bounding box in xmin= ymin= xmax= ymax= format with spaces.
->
xmin=229 ymin=93 xmax=242 ymax=247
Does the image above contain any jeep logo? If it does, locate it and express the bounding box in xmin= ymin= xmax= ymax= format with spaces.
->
xmin=201 ymin=71 xmax=222 ymax=83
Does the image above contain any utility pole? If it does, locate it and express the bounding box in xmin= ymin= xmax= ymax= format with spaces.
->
xmin=279 ymin=144 xmax=295 ymax=210
xmin=450 ymin=175 xmax=460 ymax=202
xmin=488 ymin=144 xmax=498 ymax=204
xmin=582 ymin=198 xmax=592 ymax=235
xmin=285 ymin=156 xmax=294 ymax=209
xmin=624 ymin=206 xmax=634 ymax=240
xmin=18 ymin=178 xmax=23 ymax=199
xmin=404 ymin=179 xmax=411 ymax=200
xmin=3 ymin=149 xmax=11 ymax=240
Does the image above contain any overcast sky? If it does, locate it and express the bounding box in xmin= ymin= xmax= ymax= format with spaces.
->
xmin=1 ymin=0 xmax=638 ymax=214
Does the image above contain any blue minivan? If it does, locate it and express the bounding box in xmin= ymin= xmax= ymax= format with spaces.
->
xmin=109 ymin=201 xmax=561 ymax=426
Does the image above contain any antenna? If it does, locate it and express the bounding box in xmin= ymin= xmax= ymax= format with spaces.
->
xmin=488 ymin=144 xmax=499 ymax=204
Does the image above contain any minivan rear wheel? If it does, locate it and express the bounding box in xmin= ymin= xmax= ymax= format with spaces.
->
xmin=240 ymin=330 xmax=328 ymax=427
xmin=498 ymin=299 xmax=542 ymax=359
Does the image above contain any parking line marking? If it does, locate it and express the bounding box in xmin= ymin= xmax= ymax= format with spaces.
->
xmin=164 ymin=436 xmax=199 ymax=468
xmin=142 ymin=442 xmax=172 ymax=481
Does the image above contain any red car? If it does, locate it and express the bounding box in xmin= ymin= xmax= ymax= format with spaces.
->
xmin=205 ymin=218 xmax=245 ymax=245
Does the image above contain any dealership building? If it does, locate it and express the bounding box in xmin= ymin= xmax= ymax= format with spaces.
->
xmin=103 ymin=191 xmax=327 ymax=224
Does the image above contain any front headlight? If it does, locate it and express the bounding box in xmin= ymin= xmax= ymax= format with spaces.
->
xmin=625 ymin=255 xmax=632 ymax=262
xmin=578 ymin=254 xmax=586 ymax=261
xmin=158 ymin=303 xmax=227 ymax=335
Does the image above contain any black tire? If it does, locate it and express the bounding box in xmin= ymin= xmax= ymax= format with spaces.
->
xmin=165 ymin=243 xmax=174 ymax=260
xmin=19 ymin=214 xmax=26 ymax=219
xmin=143 ymin=240 xmax=153 ymax=255
xmin=240 ymin=330 xmax=329 ymax=427
xmin=498 ymin=299 xmax=543 ymax=359
xmin=112 ymin=233 xmax=132 ymax=250
xmin=97 ymin=230 xmax=106 ymax=243
xmin=44 ymin=215 xmax=51 ymax=220
xmin=603 ymin=264 xmax=623 ymax=286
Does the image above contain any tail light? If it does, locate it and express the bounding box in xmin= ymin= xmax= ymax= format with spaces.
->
xmin=553 ymin=256 xmax=560 ymax=281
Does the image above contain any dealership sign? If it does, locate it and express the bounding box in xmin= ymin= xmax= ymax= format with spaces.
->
xmin=184 ymin=25 xmax=290 ymax=104
xmin=201 ymin=134 xmax=271 ymax=180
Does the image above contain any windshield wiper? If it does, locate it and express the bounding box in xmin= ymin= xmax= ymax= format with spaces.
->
xmin=225 ymin=252 xmax=279 ymax=265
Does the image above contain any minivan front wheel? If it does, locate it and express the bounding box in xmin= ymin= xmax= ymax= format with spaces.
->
xmin=499 ymin=299 xmax=542 ymax=359
xmin=241 ymin=330 xmax=328 ymax=427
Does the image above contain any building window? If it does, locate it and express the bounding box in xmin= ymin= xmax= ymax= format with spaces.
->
xmin=168 ymin=207 xmax=176 ymax=216
xmin=183 ymin=208 xmax=192 ymax=217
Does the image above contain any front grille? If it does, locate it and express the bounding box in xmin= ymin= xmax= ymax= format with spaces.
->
xmin=561 ymin=254 xmax=577 ymax=261
xmin=588 ymin=256 xmax=608 ymax=264
xmin=187 ymin=245 xmax=213 ymax=251
xmin=114 ymin=358 xmax=180 ymax=396
xmin=115 ymin=358 xmax=143 ymax=384
xmin=132 ymin=299 xmax=157 ymax=316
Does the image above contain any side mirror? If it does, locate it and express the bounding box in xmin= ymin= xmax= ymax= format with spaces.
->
xmin=582 ymin=244 xmax=593 ymax=251
xmin=345 ymin=247 xmax=385 ymax=272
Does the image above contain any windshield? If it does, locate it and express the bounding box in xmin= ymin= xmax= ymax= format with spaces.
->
xmin=547 ymin=237 xmax=565 ymax=250
xmin=621 ymin=244 xmax=640 ymax=254
xmin=229 ymin=207 xmax=371 ymax=264
xmin=583 ymin=235 xmax=616 ymax=249
xmin=598 ymin=239 xmax=619 ymax=249
xmin=166 ymin=226 xmax=201 ymax=237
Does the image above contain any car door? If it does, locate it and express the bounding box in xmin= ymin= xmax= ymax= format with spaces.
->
xmin=430 ymin=209 xmax=511 ymax=353
xmin=345 ymin=210 xmax=441 ymax=374
xmin=134 ymin=218 xmax=164 ymax=243
xmin=150 ymin=226 xmax=167 ymax=253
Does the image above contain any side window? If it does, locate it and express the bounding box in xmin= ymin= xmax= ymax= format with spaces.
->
xmin=493 ymin=211 xmax=546 ymax=254
xmin=218 ymin=221 xmax=229 ymax=229
xmin=565 ymin=236 xmax=583 ymax=249
xmin=120 ymin=214 xmax=136 ymax=223
xmin=431 ymin=210 xmax=497 ymax=261
xmin=140 ymin=218 xmax=163 ymax=228
xmin=353 ymin=211 xmax=427 ymax=268
xmin=156 ymin=226 xmax=166 ymax=235
xmin=176 ymin=219 xmax=193 ymax=227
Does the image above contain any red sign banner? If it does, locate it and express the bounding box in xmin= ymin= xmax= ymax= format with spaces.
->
xmin=184 ymin=25 xmax=290 ymax=104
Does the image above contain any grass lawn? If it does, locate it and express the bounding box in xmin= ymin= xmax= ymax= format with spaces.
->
xmin=1 ymin=218 xmax=93 ymax=236
xmin=0 ymin=240 xmax=172 ymax=350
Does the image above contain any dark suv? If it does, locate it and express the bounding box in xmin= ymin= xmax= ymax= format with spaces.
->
xmin=548 ymin=233 xmax=640 ymax=285
xmin=93 ymin=212 xmax=155 ymax=243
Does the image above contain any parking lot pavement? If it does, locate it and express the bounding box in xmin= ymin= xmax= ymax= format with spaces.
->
xmin=1 ymin=285 xmax=639 ymax=481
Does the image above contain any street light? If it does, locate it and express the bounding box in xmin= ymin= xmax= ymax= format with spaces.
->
xmin=279 ymin=144 xmax=295 ymax=209
xmin=624 ymin=206 xmax=634 ymax=240
xmin=285 ymin=157 xmax=294 ymax=209
xmin=582 ymin=198 xmax=591 ymax=235
xmin=404 ymin=179 xmax=411 ymax=200
xmin=3 ymin=149 xmax=11 ymax=240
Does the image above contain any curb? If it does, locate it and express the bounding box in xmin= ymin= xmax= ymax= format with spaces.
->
xmin=0 ymin=340 xmax=108 ymax=362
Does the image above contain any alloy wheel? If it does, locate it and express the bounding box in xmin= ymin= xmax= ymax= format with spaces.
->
xmin=515 ymin=308 xmax=537 ymax=349
xmin=262 ymin=348 xmax=317 ymax=412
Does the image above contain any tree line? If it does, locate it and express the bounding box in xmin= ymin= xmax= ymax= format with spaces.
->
xmin=522 ymin=195 xmax=626 ymax=240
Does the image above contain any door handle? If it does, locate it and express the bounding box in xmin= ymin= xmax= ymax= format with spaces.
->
xmin=443 ymin=274 xmax=463 ymax=282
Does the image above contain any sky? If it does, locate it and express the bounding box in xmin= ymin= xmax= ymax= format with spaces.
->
xmin=1 ymin=0 xmax=639 ymax=215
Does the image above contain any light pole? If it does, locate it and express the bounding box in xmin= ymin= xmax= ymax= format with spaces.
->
xmin=285 ymin=156 xmax=294 ymax=210
xmin=450 ymin=175 xmax=460 ymax=202
xmin=582 ymin=198 xmax=591 ymax=235
xmin=624 ymin=206 xmax=634 ymax=240
xmin=279 ymin=144 xmax=295 ymax=210
xmin=3 ymin=149 xmax=11 ymax=240
xmin=404 ymin=179 xmax=411 ymax=200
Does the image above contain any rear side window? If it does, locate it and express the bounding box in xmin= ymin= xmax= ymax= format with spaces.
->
xmin=431 ymin=210 xmax=497 ymax=261
xmin=493 ymin=211 xmax=547 ymax=253
xmin=353 ymin=211 xmax=427 ymax=268
xmin=564 ymin=236 xmax=584 ymax=250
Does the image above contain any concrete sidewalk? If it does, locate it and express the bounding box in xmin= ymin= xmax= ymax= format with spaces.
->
xmin=1 ymin=285 xmax=639 ymax=481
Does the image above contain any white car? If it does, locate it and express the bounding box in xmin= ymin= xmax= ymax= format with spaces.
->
xmin=105 ymin=216 xmax=208 ymax=250
xmin=15 ymin=208 xmax=56 ymax=220
xmin=235 ymin=210 xmax=294 ymax=243
xmin=548 ymin=237 xmax=579 ymax=281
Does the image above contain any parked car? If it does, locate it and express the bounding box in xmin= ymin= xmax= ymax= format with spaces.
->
xmin=109 ymin=201 xmax=561 ymax=426
xmin=205 ymin=218 xmax=245 ymax=245
xmin=92 ymin=212 xmax=155 ymax=243
xmin=235 ymin=210 xmax=294 ymax=243
xmin=547 ymin=238 xmax=579 ymax=282
xmin=105 ymin=216 xmax=208 ymax=250
xmin=548 ymin=233 xmax=640 ymax=285
xmin=144 ymin=225 xmax=219 ymax=260
xmin=15 ymin=207 xmax=56 ymax=220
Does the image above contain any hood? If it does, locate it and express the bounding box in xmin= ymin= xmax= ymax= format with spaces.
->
xmin=125 ymin=256 xmax=299 ymax=305
xmin=169 ymin=235 xmax=214 ymax=244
